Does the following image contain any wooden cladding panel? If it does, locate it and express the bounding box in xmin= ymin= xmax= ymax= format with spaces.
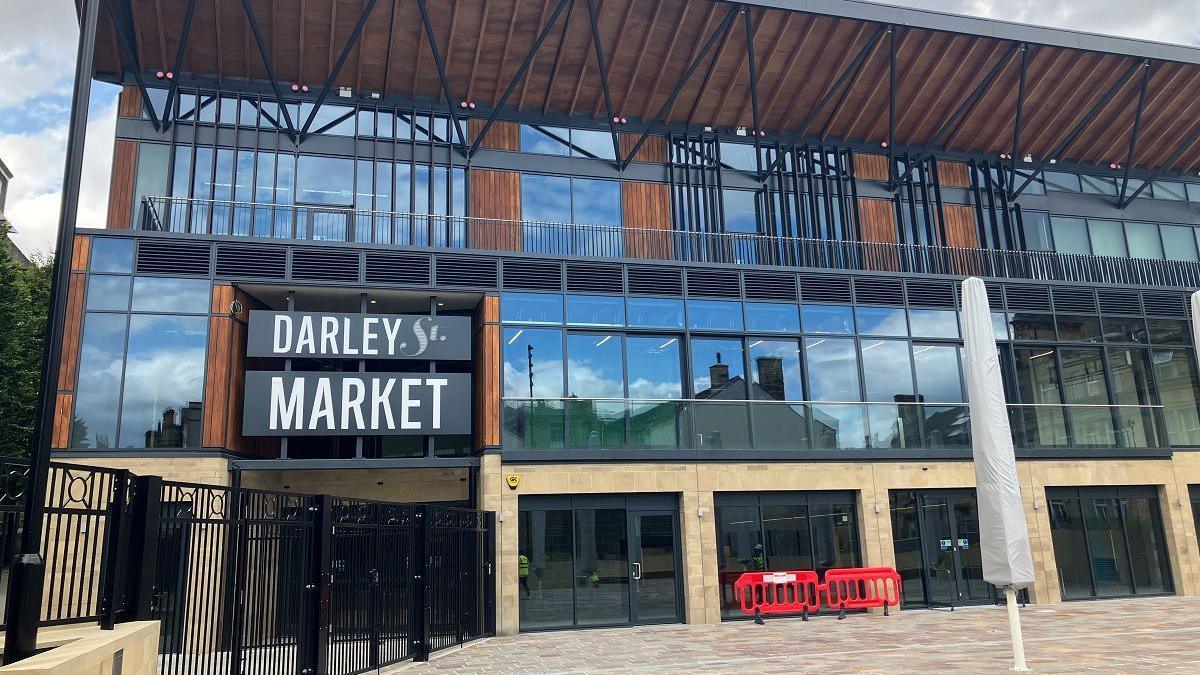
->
xmin=52 ymin=393 xmax=74 ymax=449
xmin=620 ymin=133 xmax=667 ymax=164
xmin=70 ymin=235 xmax=92 ymax=271
xmin=202 ymin=285 xmax=236 ymax=449
xmin=106 ymin=139 xmax=137 ymax=229
xmin=57 ymin=272 xmax=86 ymax=391
xmin=117 ymin=85 xmax=142 ymax=118
xmin=943 ymin=204 xmax=979 ymax=248
xmin=469 ymin=169 xmax=522 ymax=251
xmin=474 ymin=295 xmax=501 ymax=449
xmin=854 ymin=153 xmax=890 ymax=182
xmin=857 ymin=198 xmax=897 ymax=244
xmin=622 ymin=181 xmax=673 ymax=260
xmin=469 ymin=119 xmax=520 ymax=151
xmin=938 ymin=160 xmax=972 ymax=189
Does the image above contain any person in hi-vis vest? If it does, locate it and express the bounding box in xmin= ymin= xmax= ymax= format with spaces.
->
xmin=519 ymin=552 xmax=531 ymax=597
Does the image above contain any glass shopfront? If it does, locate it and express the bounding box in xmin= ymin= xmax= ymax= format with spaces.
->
xmin=890 ymin=489 xmax=995 ymax=608
xmin=1047 ymin=486 xmax=1173 ymax=599
xmin=517 ymin=494 xmax=682 ymax=631
xmin=714 ymin=491 xmax=861 ymax=619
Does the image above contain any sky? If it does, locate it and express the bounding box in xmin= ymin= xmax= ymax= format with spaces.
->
xmin=2 ymin=0 xmax=1200 ymax=256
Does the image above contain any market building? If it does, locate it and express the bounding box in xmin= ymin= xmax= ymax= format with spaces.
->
xmin=54 ymin=0 xmax=1200 ymax=635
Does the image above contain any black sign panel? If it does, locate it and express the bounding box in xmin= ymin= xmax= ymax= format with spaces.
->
xmin=247 ymin=311 xmax=471 ymax=360
xmin=243 ymin=372 xmax=472 ymax=436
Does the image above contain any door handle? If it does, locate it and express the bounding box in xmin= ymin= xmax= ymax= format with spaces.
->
xmin=632 ymin=562 xmax=642 ymax=580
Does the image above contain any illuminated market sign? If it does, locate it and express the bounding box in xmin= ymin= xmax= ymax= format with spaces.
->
xmin=246 ymin=311 xmax=471 ymax=360
xmin=243 ymin=311 xmax=472 ymax=436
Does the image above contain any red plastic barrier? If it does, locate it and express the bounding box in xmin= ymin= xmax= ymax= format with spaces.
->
xmin=823 ymin=567 xmax=901 ymax=614
xmin=733 ymin=570 xmax=821 ymax=616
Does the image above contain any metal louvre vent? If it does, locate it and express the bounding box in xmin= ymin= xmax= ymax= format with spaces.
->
xmin=365 ymin=252 xmax=431 ymax=286
xmin=986 ymin=283 xmax=1003 ymax=309
xmin=627 ymin=267 xmax=683 ymax=295
xmin=566 ymin=263 xmax=622 ymax=294
xmin=1051 ymin=287 xmax=1098 ymax=314
xmin=135 ymin=240 xmax=211 ymax=275
xmin=853 ymin=277 xmax=903 ymax=305
xmin=291 ymin=248 xmax=360 ymax=282
xmin=502 ymin=260 xmax=562 ymax=291
xmin=743 ymin=271 xmax=798 ymax=301
xmin=685 ymin=269 xmax=740 ymax=298
xmin=1142 ymin=292 xmax=1187 ymax=317
xmin=1098 ymin=289 xmax=1142 ymax=315
xmin=905 ymin=280 xmax=955 ymax=308
xmin=1004 ymin=285 xmax=1051 ymax=312
xmin=437 ymin=255 xmax=498 ymax=288
xmin=215 ymin=243 xmax=286 ymax=279
xmin=799 ymin=274 xmax=852 ymax=304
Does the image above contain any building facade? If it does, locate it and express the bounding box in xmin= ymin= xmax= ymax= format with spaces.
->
xmin=54 ymin=0 xmax=1200 ymax=635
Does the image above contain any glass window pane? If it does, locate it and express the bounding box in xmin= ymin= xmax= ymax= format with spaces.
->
xmin=861 ymin=340 xmax=914 ymax=402
xmin=71 ymin=314 xmax=128 ymax=448
xmin=1022 ymin=211 xmax=1053 ymax=251
xmin=1043 ymin=171 xmax=1080 ymax=192
xmin=1048 ymin=498 xmax=1093 ymax=599
xmin=802 ymin=305 xmax=853 ymax=334
xmin=1188 ymin=182 xmax=1200 ymax=202
xmin=1160 ymin=225 xmax=1199 ymax=262
xmin=1080 ymin=174 xmax=1117 ymax=196
xmin=1108 ymin=347 xmax=1159 ymax=448
xmin=1050 ymin=217 xmax=1090 ymax=255
xmin=502 ymin=292 xmax=563 ymax=324
xmin=749 ymin=339 xmax=802 ymax=401
xmin=626 ymin=297 xmax=684 ymax=328
xmin=626 ymin=336 xmax=682 ymax=399
xmin=573 ymin=509 xmax=629 ymax=626
xmin=1013 ymin=347 xmax=1068 ymax=448
xmin=570 ymin=128 xmax=616 ymax=160
xmin=90 ymin=238 xmax=135 ymax=273
xmin=132 ymin=143 xmax=169 ymax=228
xmin=720 ymin=142 xmax=758 ymax=172
xmin=1056 ymin=315 xmax=1102 ymax=343
xmin=117 ymin=315 xmax=207 ymax=448
xmin=520 ymin=125 xmax=571 ymax=155
xmin=805 ymin=337 xmax=860 ymax=401
xmin=722 ymin=189 xmax=758 ymax=232
xmin=1147 ymin=319 xmax=1189 ymax=345
xmin=1123 ymin=497 xmax=1171 ymax=594
xmin=687 ymin=300 xmax=743 ymax=331
xmin=566 ymin=295 xmax=624 ymax=327
xmin=1010 ymin=313 xmax=1056 ymax=341
xmin=86 ymin=275 xmax=131 ymax=311
xmin=1060 ymin=348 xmax=1114 ymax=447
xmin=567 ymin=333 xmax=624 ymax=398
xmin=691 ymin=338 xmax=746 ymax=399
xmin=716 ymin=504 xmax=764 ymax=617
xmin=1088 ymin=219 xmax=1127 ymax=257
xmin=761 ymin=503 xmax=812 ymax=571
xmin=503 ymin=327 xmax=564 ymax=397
xmin=992 ymin=312 xmax=1010 ymax=341
xmin=855 ymin=307 xmax=907 ymax=336
xmin=521 ymin=174 xmax=572 ymax=223
xmin=909 ymin=309 xmax=958 ymax=338
xmin=913 ymin=344 xmax=964 ymax=403
xmin=518 ymin=509 xmax=574 ymax=629
xmin=130 ymin=277 xmax=211 ymax=314
xmin=1152 ymin=348 xmax=1200 ymax=446
xmin=1151 ymin=181 xmax=1186 ymax=200
xmin=1084 ymin=497 xmax=1133 ymax=596
xmin=296 ymin=155 xmax=354 ymax=206
xmin=1125 ymin=222 xmax=1163 ymax=259
xmin=744 ymin=302 xmax=800 ymax=333
xmin=571 ymin=178 xmax=621 ymax=226
xmin=1103 ymin=316 xmax=1146 ymax=343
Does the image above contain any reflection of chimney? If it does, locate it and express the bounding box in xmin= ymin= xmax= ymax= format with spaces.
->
xmin=756 ymin=356 xmax=784 ymax=400
xmin=162 ymin=408 xmax=177 ymax=426
xmin=709 ymin=351 xmax=729 ymax=389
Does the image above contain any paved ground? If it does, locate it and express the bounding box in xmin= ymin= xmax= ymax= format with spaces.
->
xmin=396 ymin=596 xmax=1200 ymax=673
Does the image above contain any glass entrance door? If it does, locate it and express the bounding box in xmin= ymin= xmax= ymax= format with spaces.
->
xmin=630 ymin=511 xmax=682 ymax=624
xmin=891 ymin=490 xmax=998 ymax=607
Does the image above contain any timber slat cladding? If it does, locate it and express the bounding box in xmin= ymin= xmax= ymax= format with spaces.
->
xmin=56 ymin=236 xmax=91 ymax=428
xmin=942 ymin=203 xmax=986 ymax=276
xmin=106 ymin=139 xmax=137 ymax=229
xmin=52 ymin=393 xmax=73 ymax=449
xmin=937 ymin=160 xmax=972 ymax=188
xmin=854 ymin=153 xmax=890 ymax=182
xmin=202 ymin=285 xmax=236 ymax=449
xmin=856 ymin=197 xmax=901 ymax=272
xmin=620 ymin=133 xmax=668 ymax=164
xmin=469 ymin=119 xmax=520 ymax=151
xmin=469 ymin=169 xmax=522 ymax=251
xmin=475 ymin=296 xmax=501 ymax=449
xmin=116 ymin=84 xmax=142 ymax=118
xmin=622 ymin=180 xmax=672 ymax=259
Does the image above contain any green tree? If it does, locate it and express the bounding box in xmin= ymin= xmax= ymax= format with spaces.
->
xmin=0 ymin=222 xmax=53 ymax=457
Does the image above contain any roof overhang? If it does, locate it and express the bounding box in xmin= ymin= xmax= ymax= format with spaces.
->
xmin=83 ymin=0 xmax=1200 ymax=177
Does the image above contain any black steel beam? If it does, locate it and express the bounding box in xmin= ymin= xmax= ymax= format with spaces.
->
xmin=102 ymin=0 xmax=161 ymax=130
xmin=1006 ymin=44 xmax=1029 ymax=196
xmin=241 ymin=0 xmax=298 ymax=140
xmin=744 ymin=6 xmax=764 ymax=157
xmin=623 ymin=5 xmax=740 ymax=169
xmin=584 ymin=0 xmax=623 ymax=168
xmin=471 ymin=0 xmax=572 ymax=155
xmin=414 ymin=0 xmax=470 ymax=151
xmin=932 ymin=40 xmax=1020 ymax=150
xmin=793 ymin=24 xmax=887 ymax=142
xmin=160 ymin=0 xmax=199 ymax=131
xmin=1117 ymin=60 xmax=1153 ymax=206
xmin=1122 ymin=119 xmax=1200 ymax=205
xmin=3 ymin=0 xmax=99 ymax=664
xmin=299 ymin=0 xmax=381 ymax=141
xmin=886 ymin=26 xmax=896 ymax=185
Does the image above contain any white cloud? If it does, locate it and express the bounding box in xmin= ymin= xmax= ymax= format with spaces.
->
xmin=0 ymin=1 xmax=78 ymax=109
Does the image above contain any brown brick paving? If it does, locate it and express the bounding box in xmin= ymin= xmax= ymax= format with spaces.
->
xmin=394 ymin=596 xmax=1200 ymax=673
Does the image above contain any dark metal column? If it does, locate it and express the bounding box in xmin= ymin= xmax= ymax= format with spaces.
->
xmin=2 ymin=0 xmax=99 ymax=663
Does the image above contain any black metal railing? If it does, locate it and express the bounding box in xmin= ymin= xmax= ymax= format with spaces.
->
xmin=501 ymin=398 xmax=1170 ymax=453
xmin=0 ymin=459 xmax=495 ymax=673
xmin=140 ymin=196 xmax=1200 ymax=288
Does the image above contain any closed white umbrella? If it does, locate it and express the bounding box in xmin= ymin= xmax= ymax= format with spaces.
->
xmin=962 ymin=277 xmax=1035 ymax=671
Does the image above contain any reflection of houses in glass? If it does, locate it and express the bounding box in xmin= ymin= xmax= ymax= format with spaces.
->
xmin=693 ymin=354 xmax=811 ymax=449
xmin=143 ymin=402 xmax=203 ymax=448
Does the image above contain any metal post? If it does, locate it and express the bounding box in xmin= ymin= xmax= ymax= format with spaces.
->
xmin=1118 ymin=60 xmax=1152 ymax=206
xmin=241 ymin=0 xmax=299 ymax=140
xmin=298 ymin=0 xmax=382 ymax=141
xmin=414 ymin=0 xmax=470 ymax=151
xmin=2 ymin=0 xmax=98 ymax=663
xmin=1007 ymin=44 xmax=1029 ymax=197
xmin=886 ymin=26 xmax=896 ymax=187
xmin=159 ymin=0 xmax=198 ymax=130
xmin=304 ymin=494 xmax=333 ymax=675
xmin=99 ymin=470 xmax=132 ymax=630
xmin=410 ymin=505 xmax=430 ymax=662
xmin=127 ymin=475 xmax=162 ymax=621
xmin=484 ymin=511 xmax=496 ymax=636
xmin=583 ymin=0 xmax=623 ymax=168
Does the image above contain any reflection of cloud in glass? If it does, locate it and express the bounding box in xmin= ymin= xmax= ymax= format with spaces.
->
xmin=131 ymin=277 xmax=211 ymax=313
xmin=117 ymin=315 xmax=207 ymax=448
xmin=805 ymin=338 xmax=859 ymax=401
xmin=565 ymin=359 xmax=623 ymax=398
xmin=73 ymin=314 xmax=127 ymax=448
